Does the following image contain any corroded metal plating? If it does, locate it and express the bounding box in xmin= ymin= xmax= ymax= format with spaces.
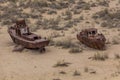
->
xmin=8 ymin=19 xmax=49 ymax=52
xmin=77 ymin=28 xmax=106 ymax=50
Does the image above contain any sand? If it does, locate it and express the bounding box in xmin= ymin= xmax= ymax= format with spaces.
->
xmin=0 ymin=0 xmax=120 ymax=80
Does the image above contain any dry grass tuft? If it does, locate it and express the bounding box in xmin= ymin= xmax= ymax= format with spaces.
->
xmin=91 ymin=52 xmax=108 ymax=61
xmin=73 ymin=70 xmax=81 ymax=76
xmin=84 ymin=67 xmax=89 ymax=73
xmin=55 ymin=39 xmax=75 ymax=49
xmin=53 ymin=60 xmax=71 ymax=67
xmin=69 ymin=47 xmax=83 ymax=53
xmin=112 ymin=37 xmax=120 ymax=45
xmin=115 ymin=54 xmax=120 ymax=59
xmin=53 ymin=78 xmax=61 ymax=80
xmin=59 ymin=71 xmax=66 ymax=74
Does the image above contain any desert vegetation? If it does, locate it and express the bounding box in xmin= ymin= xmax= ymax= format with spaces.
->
xmin=73 ymin=70 xmax=81 ymax=76
xmin=53 ymin=60 xmax=71 ymax=67
xmin=115 ymin=54 xmax=120 ymax=59
xmin=93 ymin=8 xmax=120 ymax=28
xmin=0 ymin=0 xmax=120 ymax=80
xmin=91 ymin=52 xmax=108 ymax=61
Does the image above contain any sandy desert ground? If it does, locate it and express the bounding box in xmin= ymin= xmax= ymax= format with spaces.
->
xmin=0 ymin=0 xmax=120 ymax=80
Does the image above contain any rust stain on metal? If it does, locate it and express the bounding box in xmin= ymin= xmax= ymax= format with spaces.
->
xmin=77 ymin=28 xmax=106 ymax=50
xmin=8 ymin=19 xmax=49 ymax=52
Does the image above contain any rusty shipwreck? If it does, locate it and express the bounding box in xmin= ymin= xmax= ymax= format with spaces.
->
xmin=8 ymin=19 xmax=49 ymax=52
xmin=77 ymin=28 xmax=106 ymax=50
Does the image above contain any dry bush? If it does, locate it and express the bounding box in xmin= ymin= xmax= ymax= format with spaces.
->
xmin=93 ymin=9 xmax=109 ymax=19
xmin=49 ymin=2 xmax=62 ymax=10
xmin=114 ymin=62 xmax=120 ymax=76
xmin=73 ymin=70 xmax=81 ymax=76
xmin=55 ymin=40 xmax=71 ymax=48
xmin=112 ymin=37 xmax=120 ymax=45
xmin=49 ymin=1 xmax=69 ymax=10
xmin=93 ymin=9 xmax=120 ymax=28
xmin=91 ymin=52 xmax=108 ymax=61
xmin=59 ymin=71 xmax=66 ymax=74
xmin=50 ymin=31 xmax=64 ymax=38
xmin=55 ymin=39 xmax=77 ymax=49
xmin=73 ymin=9 xmax=81 ymax=14
xmin=53 ymin=79 xmax=61 ymax=80
xmin=73 ymin=18 xmax=82 ymax=25
xmin=115 ymin=54 xmax=120 ymax=59
xmin=84 ymin=67 xmax=89 ymax=73
xmin=20 ymin=13 xmax=30 ymax=18
xmin=29 ymin=24 xmax=39 ymax=32
xmin=48 ymin=16 xmax=64 ymax=30
xmin=84 ymin=67 xmax=96 ymax=74
xmin=55 ymin=38 xmax=83 ymax=53
xmin=1 ymin=20 xmax=11 ymax=25
xmin=69 ymin=47 xmax=83 ymax=53
xmin=68 ymin=0 xmax=75 ymax=4
xmin=58 ymin=1 xmax=70 ymax=9
xmin=119 ymin=0 xmax=120 ymax=3
xmin=41 ymin=17 xmax=62 ymax=30
xmin=29 ymin=0 xmax=49 ymax=8
xmin=9 ymin=0 xmax=18 ymax=3
xmin=48 ymin=38 xmax=55 ymax=46
xmin=47 ymin=10 xmax=57 ymax=15
xmin=75 ymin=0 xmax=90 ymax=10
xmin=53 ymin=60 xmax=71 ymax=67
xmin=38 ymin=8 xmax=48 ymax=14
xmin=64 ymin=20 xmax=74 ymax=28
xmin=63 ymin=10 xmax=73 ymax=20
xmin=89 ymin=70 xmax=96 ymax=74
xmin=97 ymin=0 xmax=109 ymax=7
xmin=48 ymin=0 xmax=56 ymax=2
xmin=41 ymin=19 xmax=50 ymax=29
xmin=36 ymin=19 xmax=42 ymax=26
xmin=62 ymin=16 xmax=83 ymax=29
xmin=112 ymin=39 xmax=119 ymax=44
xmin=101 ymin=21 xmax=109 ymax=27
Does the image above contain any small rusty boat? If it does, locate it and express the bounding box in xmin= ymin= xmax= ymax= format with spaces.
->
xmin=8 ymin=19 xmax=49 ymax=52
xmin=77 ymin=28 xmax=106 ymax=50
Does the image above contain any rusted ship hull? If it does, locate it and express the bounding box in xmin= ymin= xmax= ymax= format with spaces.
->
xmin=8 ymin=27 xmax=49 ymax=49
xmin=77 ymin=34 xmax=106 ymax=50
